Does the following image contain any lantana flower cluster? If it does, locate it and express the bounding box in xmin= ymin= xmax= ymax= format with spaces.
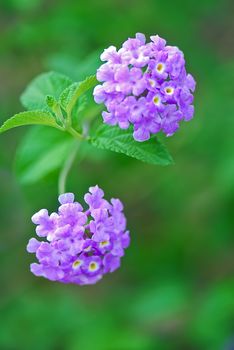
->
xmin=94 ymin=33 xmax=196 ymax=141
xmin=27 ymin=186 xmax=130 ymax=285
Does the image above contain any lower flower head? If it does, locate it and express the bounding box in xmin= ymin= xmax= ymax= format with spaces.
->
xmin=27 ymin=186 xmax=130 ymax=285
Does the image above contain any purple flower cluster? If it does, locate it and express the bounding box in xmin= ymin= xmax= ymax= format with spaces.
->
xmin=94 ymin=33 xmax=196 ymax=142
xmin=27 ymin=186 xmax=130 ymax=285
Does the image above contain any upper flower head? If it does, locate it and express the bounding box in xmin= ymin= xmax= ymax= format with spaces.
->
xmin=94 ymin=33 xmax=196 ymax=142
xmin=27 ymin=186 xmax=130 ymax=285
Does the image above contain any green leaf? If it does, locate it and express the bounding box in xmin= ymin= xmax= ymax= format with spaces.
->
xmin=15 ymin=126 xmax=76 ymax=184
xmin=0 ymin=110 xmax=60 ymax=134
xmin=20 ymin=71 xmax=72 ymax=110
xmin=89 ymin=124 xmax=173 ymax=165
xmin=59 ymin=75 xmax=97 ymax=114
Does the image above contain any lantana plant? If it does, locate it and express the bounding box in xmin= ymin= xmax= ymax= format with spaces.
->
xmin=0 ymin=33 xmax=195 ymax=285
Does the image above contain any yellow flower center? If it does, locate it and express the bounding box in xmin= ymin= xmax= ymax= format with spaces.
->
xmin=156 ymin=63 xmax=164 ymax=72
xmin=100 ymin=240 xmax=109 ymax=247
xmin=72 ymin=260 xmax=82 ymax=269
xmin=153 ymin=96 xmax=160 ymax=105
xmin=165 ymin=87 xmax=174 ymax=95
xmin=89 ymin=262 xmax=98 ymax=271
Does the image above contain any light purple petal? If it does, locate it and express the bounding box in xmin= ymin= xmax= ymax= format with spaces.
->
xmin=27 ymin=238 xmax=41 ymax=253
xmin=58 ymin=193 xmax=75 ymax=205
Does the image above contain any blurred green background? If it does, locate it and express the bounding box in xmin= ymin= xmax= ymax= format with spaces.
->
xmin=1 ymin=0 xmax=234 ymax=349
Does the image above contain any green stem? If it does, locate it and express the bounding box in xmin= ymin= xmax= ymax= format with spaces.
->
xmin=54 ymin=124 xmax=66 ymax=132
xmin=58 ymin=142 xmax=80 ymax=194
xmin=65 ymin=110 xmax=72 ymax=129
xmin=54 ymin=104 xmax=65 ymax=125
xmin=66 ymin=126 xmax=84 ymax=140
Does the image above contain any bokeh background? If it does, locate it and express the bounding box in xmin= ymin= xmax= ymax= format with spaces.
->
xmin=1 ymin=0 xmax=234 ymax=349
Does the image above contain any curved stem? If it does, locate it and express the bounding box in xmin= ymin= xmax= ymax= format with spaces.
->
xmin=65 ymin=110 xmax=72 ymax=129
xmin=58 ymin=142 xmax=80 ymax=194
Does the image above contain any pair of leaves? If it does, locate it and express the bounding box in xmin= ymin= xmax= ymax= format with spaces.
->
xmin=0 ymin=71 xmax=98 ymax=184
xmin=0 ymin=71 xmax=97 ymax=135
xmin=0 ymin=70 xmax=173 ymax=185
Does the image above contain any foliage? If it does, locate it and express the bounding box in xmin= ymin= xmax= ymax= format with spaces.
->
xmin=0 ymin=70 xmax=173 ymax=183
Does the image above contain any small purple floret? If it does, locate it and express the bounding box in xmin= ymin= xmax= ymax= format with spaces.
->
xmin=94 ymin=33 xmax=196 ymax=141
xmin=27 ymin=185 xmax=130 ymax=285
